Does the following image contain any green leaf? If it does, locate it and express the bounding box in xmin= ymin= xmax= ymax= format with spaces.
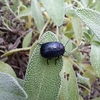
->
xmin=89 ymin=0 xmax=100 ymax=10
xmin=24 ymin=31 xmax=62 ymax=100
xmin=22 ymin=31 xmax=32 ymax=48
xmin=73 ymin=52 xmax=82 ymax=63
xmin=41 ymin=0 xmax=64 ymax=26
xmin=95 ymin=1 xmax=100 ymax=12
xmin=76 ymin=8 xmax=100 ymax=41
xmin=58 ymin=57 xmax=79 ymax=100
xmin=31 ymin=0 xmax=44 ymax=32
xmin=60 ymin=34 xmax=72 ymax=54
xmin=77 ymin=73 xmax=90 ymax=88
xmin=17 ymin=78 xmax=25 ymax=88
xmin=17 ymin=7 xmax=32 ymax=18
xmin=0 ymin=61 xmax=16 ymax=78
xmin=80 ymin=0 xmax=88 ymax=7
xmin=88 ymin=0 xmax=93 ymax=7
xmin=29 ymin=40 xmax=38 ymax=59
xmin=5 ymin=0 xmax=19 ymax=12
xmin=0 ymin=72 xmax=27 ymax=100
xmin=80 ymin=64 xmax=96 ymax=84
xmin=72 ymin=16 xmax=82 ymax=44
xmin=79 ymin=95 xmax=84 ymax=100
xmin=83 ymin=32 xmax=91 ymax=41
xmin=90 ymin=44 xmax=100 ymax=78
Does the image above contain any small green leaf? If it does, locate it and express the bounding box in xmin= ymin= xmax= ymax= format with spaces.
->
xmin=72 ymin=16 xmax=82 ymax=44
xmin=60 ymin=34 xmax=72 ymax=54
xmin=22 ymin=31 xmax=32 ymax=48
xmin=76 ymin=8 xmax=100 ymax=41
xmin=31 ymin=0 xmax=44 ymax=32
xmin=80 ymin=64 xmax=96 ymax=84
xmin=79 ymin=95 xmax=84 ymax=100
xmin=0 ymin=72 xmax=27 ymax=100
xmin=17 ymin=7 xmax=32 ymax=18
xmin=41 ymin=0 xmax=64 ymax=26
xmin=17 ymin=78 xmax=25 ymax=88
xmin=58 ymin=57 xmax=79 ymax=100
xmin=73 ymin=52 xmax=82 ymax=63
xmin=77 ymin=73 xmax=90 ymax=88
xmin=87 ymin=0 xmax=93 ymax=7
xmin=24 ymin=31 xmax=62 ymax=100
xmin=29 ymin=40 xmax=38 ymax=59
xmin=83 ymin=32 xmax=91 ymax=41
xmin=0 ymin=61 xmax=16 ymax=78
xmin=89 ymin=0 xmax=100 ymax=10
xmin=90 ymin=44 xmax=100 ymax=78
xmin=80 ymin=0 xmax=88 ymax=7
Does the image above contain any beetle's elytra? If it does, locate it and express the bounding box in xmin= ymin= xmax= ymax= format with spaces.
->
xmin=40 ymin=42 xmax=65 ymax=64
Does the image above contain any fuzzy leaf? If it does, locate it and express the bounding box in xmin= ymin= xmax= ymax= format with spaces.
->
xmin=41 ymin=0 xmax=64 ymax=26
xmin=72 ymin=16 xmax=82 ymax=44
xmin=31 ymin=0 xmax=44 ymax=32
xmin=76 ymin=8 xmax=100 ymax=41
xmin=58 ymin=57 xmax=79 ymax=100
xmin=0 ymin=61 xmax=16 ymax=78
xmin=90 ymin=44 xmax=100 ymax=78
xmin=77 ymin=73 xmax=90 ymax=88
xmin=60 ymin=34 xmax=72 ymax=54
xmin=0 ymin=72 xmax=27 ymax=100
xmin=17 ymin=7 xmax=32 ymax=18
xmin=80 ymin=64 xmax=96 ymax=84
xmin=24 ymin=31 xmax=62 ymax=100
xmin=22 ymin=31 xmax=32 ymax=48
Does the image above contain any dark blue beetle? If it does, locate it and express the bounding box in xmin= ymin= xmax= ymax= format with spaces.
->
xmin=40 ymin=42 xmax=65 ymax=64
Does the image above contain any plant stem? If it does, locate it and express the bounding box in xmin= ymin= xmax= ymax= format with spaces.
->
xmin=78 ymin=83 xmax=90 ymax=92
xmin=68 ymin=57 xmax=84 ymax=73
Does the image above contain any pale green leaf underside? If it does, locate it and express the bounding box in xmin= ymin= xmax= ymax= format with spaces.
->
xmin=17 ymin=7 xmax=32 ymax=18
xmin=24 ymin=31 xmax=63 ymax=100
xmin=72 ymin=16 xmax=82 ymax=44
xmin=76 ymin=8 xmax=100 ymax=40
xmin=0 ymin=72 xmax=27 ymax=100
xmin=22 ymin=31 xmax=32 ymax=48
xmin=0 ymin=61 xmax=16 ymax=78
xmin=90 ymin=44 xmax=100 ymax=78
xmin=41 ymin=0 xmax=64 ymax=26
xmin=31 ymin=0 xmax=44 ymax=32
xmin=58 ymin=57 xmax=79 ymax=100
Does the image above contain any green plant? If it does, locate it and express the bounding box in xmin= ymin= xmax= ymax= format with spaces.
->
xmin=1 ymin=0 xmax=100 ymax=100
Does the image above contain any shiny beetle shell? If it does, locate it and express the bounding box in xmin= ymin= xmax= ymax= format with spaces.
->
xmin=40 ymin=42 xmax=65 ymax=64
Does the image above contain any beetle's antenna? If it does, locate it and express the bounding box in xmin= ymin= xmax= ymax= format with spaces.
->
xmin=65 ymin=51 xmax=70 ymax=56
xmin=64 ymin=39 xmax=70 ymax=47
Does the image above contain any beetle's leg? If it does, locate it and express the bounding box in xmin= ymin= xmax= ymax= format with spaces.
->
xmin=55 ymin=56 xmax=59 ymax=65
xmin=47 ymin=58 xmax=51 ymax=65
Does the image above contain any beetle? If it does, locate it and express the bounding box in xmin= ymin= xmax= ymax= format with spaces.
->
xmin=40 ymin=41 xmax=65 ymax=64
